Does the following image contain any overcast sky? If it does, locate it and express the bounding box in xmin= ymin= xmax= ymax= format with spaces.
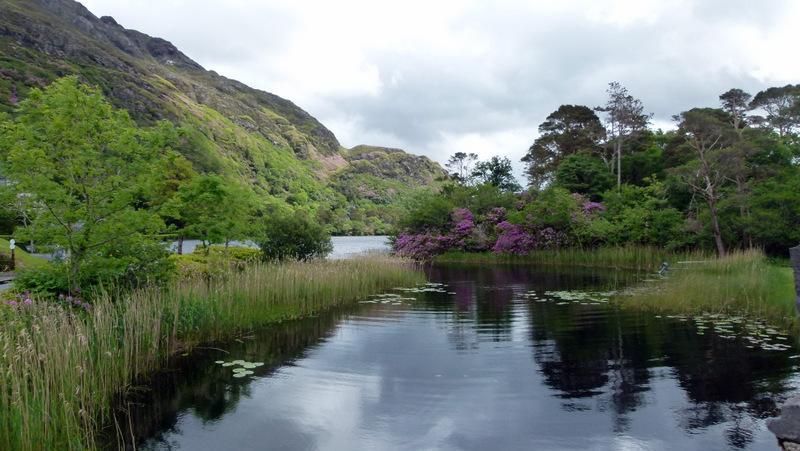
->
xmin=81 ymin=0 xmax=800 ymax=175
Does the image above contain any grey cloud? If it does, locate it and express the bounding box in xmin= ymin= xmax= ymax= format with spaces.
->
xmin=82 ymin=0 xmax=797 ymax=166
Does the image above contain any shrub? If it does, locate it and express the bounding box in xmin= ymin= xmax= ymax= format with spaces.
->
xmin=394 ymin=233 xmax=450 ymax=260
xmin=257 ymin=209 xmax=332 ymax=261
xmin=12 ymin=262 xmax=70 ymax=297
xmin=171 ymin=245 xmax=261 ymax=279
xmin=492 ymin=222 xmax=534 ymax=254
xmin=554 ymin=152 xmax=614 ymax=200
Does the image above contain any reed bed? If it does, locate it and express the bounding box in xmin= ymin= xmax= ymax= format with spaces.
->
xmin=0 ymin=256 xmax=423 ymax=450
xmin=618 ymin=249 xmax=797 ymax=330
xmin=436 ymin=246 xmax=711 ymax=271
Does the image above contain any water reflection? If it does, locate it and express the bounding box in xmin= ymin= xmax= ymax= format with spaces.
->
xmin=110 ymin=264 xmax=798 ymax=450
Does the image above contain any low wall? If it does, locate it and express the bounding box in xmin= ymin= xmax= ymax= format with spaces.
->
xmin=769 ymin=245 xmax=800 ymax=449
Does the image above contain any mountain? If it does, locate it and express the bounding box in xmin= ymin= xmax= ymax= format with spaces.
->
xmin=0 ymin=0 xmax=445 ymax=234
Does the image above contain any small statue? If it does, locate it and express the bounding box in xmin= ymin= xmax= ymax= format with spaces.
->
xmin=658 ymin=261 xmax=669 ymax=276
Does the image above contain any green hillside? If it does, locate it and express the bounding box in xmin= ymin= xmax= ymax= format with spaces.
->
xmin=0 ymin=0 xmax=445 ymax=234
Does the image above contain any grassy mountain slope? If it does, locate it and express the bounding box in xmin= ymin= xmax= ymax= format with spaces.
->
xmin=330 ymin=145 xmax=445 ymax=234
xmin=0 ymin=0 xmax=445 ymax=233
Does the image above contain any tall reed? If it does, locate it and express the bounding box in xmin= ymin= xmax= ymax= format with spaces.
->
xmin=618 ymin=249 xmax=797 ymax=329
xmin=437 ymin=246 xmax=711 ymax=271
xmin=0 ymin=256 xmax=423 ymax=450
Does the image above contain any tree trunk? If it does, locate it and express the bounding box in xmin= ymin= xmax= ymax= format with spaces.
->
xmin=69 ymin=251 xmax=82 ymax=294
xmin=177 ymin=236 xmax=184 ymax=255
xmin=615 ymin=139 xmax=622 ymax=189
xmin=706 ymin=195 xmax=726 ymax=257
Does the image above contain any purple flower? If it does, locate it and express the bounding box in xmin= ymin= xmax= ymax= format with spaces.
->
xmin=496 ymin=220 xmax=514 ymax=232
xmin=23 ymin=298 xmax=33 ymax=306
xmin=492 ymin=224 xmax=535 ymax=255
xmin=582 ymin=201 xmax=606 ymax=214
xmin=485 ymin=207 xmax=507 ymax=225
xmin=451 ymin=208 xmax=474 ymax=223
xmin=394 ymin=233 xmax=449 ymax=261
xmin=537 ymin=227 xmax=568 ymax=249
xmin=5 ymin=300 xmax=18 ymax=308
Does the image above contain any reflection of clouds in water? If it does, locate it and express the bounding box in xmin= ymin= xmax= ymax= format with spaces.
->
xmin=255 ymin=366 xmax=382 ymax=450
xmin=132 ymin=265 xmax=798 ymax=450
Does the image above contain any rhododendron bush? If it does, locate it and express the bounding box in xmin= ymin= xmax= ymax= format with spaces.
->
xmin=392 ymin=184 xmax=691 ymax=261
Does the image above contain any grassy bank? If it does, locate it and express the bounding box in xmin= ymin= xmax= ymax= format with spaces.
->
xmin=0 ymin=256 xmax=423 ymax=450
xmin=436 ymin=246 xmax=711 ymax=271
xmin=0 ymin=238 xmax=47 ymax=269
xmin=617 ymin=249 xmax=797 ymax=330
xmin=436 ymin=246 xmax=796 ymax=330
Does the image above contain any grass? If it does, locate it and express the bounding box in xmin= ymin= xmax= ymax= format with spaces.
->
xmin=616 ymin=249 xmax=797 ymax=330
xmin=436 ymin=246 xmax=712 ymax=271
xmin=437 ymin=246 xmax=797 ymax=331
xmin=0 ymin=256 xmax=423 ymax=450
xmin=0 ymin=238 xmax=48 ymax=269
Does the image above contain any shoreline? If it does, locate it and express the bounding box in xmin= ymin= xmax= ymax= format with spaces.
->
xmin=0 ymin=256 xmax=423 ymax=450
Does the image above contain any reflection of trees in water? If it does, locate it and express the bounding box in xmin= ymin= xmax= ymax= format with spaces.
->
xmin=528 ymin=304 xmax=651 ymax=434
xmin=101 ymin=309 xmax=348 ymax=450
xmin=527 ymin=299 xmax=796 ymax=447
xmin=426 ymin=263 xmax=633 ymax=352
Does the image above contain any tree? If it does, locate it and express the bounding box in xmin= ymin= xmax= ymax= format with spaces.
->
xmin=672 ymin=108 xmax=737 ymax=256
xmin=147 ymin=152 xmax=197 ymax=254
xmin=748 ymin=84 xmax=800 ymax=137
xmin=719 ymin=88 xmax=751 ymax=137
xmin=0 ymin=77 xmax=167 ymax=292
xmin=445 ymin=152 xmax=478 ymax=182
xmin=166 ymin=174 xmax=254 ymax=252
xmin=595 ymin=82 xmax=651 ymax=189
xmin=471 ymin=156 xmax=521 ymax=192
xmin=257 ymin=208 xmax=332 ymax=261
xmin=554 ymin=152 xmax=614 ymax=200
xmin=522 ymin=105 xmax=605 ymax=188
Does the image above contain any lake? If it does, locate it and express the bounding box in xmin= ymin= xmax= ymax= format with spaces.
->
xmin=108 ymin=260 xmax=799 ymax=450
xmin=169 ymin=235 xmax=390 ymax=259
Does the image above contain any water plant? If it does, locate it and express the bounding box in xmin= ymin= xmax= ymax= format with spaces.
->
xmin=616 ymin=249 xmax=797 ymax=330
xmin=0 ymin=256 xmax=423 ymax=450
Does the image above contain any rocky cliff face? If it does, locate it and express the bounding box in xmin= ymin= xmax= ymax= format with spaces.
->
xmin=0 ymin=0 xmax=445 ymax=232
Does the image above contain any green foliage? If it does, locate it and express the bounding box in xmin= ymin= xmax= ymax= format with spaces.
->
xmin=601 ymin=181 xmax=687 ymax=248
xmin=554 ymin=152 xmax=613 ymax=200
xmin=256 ymin=208 xmax=333 ymax=261
xmin=743 ymin=167 xmax=800 ymax=254
xmin=12 ymin=262 xmax=70 ymax=296
xmin=0 ymin=77 xmax=169 ymax=291
xmin=511 ymin=187 xmax=579 ymax=232
xmin=398 ymin=189 xmax=455 ymax=232
xmin=471 ymin=156 xmax=521 ymax=192
xmin=164 ymin=174 xmax=255 ymax=246
xmin=522 ymin=104 xmax=605 ymax=187
xmin=171 ymin=245 xmax=262 ymax=279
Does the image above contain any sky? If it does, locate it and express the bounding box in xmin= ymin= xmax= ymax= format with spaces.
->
xmin=81 ymin=0 xmax=800 ymax=177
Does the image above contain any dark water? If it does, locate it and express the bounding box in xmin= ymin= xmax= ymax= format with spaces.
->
xmin=109 ymin=264 xmax=799 ymax=450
